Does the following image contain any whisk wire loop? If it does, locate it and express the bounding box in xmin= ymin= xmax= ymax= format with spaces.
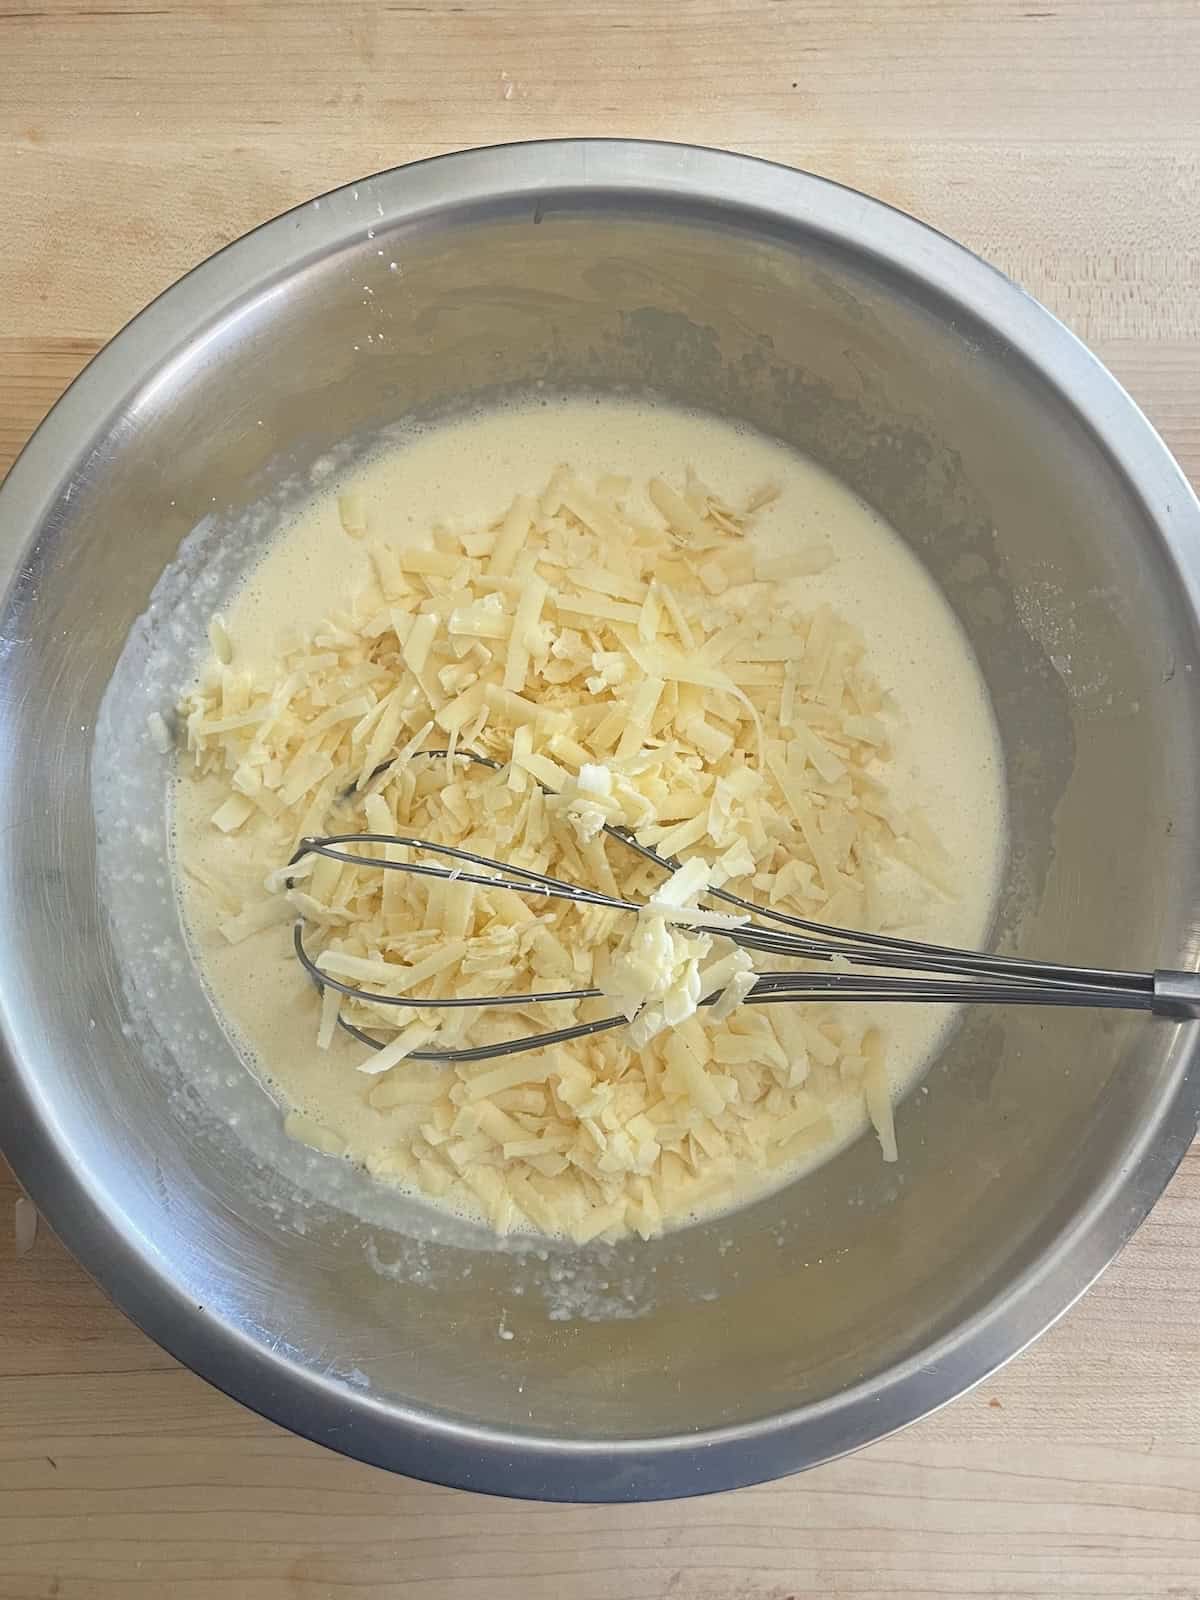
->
xmin=283 ymin=751 xmax=1199 ymax=1062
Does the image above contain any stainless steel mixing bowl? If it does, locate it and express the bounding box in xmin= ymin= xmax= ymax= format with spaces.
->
xmin=3 ymin=141 xmax=1200 ymax=1502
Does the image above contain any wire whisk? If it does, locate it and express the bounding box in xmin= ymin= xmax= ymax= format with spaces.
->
xmin=287 ymin=751 xmax=1200 ymax=1063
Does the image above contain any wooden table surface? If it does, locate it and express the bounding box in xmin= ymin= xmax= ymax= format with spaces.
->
xmin=3 ymin=2 xmax=1200 ymax=1595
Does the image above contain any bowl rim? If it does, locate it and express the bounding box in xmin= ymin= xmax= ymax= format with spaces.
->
xmin=2 ymin=137 xmax=1199 ymax=1501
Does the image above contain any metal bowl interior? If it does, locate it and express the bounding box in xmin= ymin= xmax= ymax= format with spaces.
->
xmin=2 ymin=141 xmax=1199 ymax=1501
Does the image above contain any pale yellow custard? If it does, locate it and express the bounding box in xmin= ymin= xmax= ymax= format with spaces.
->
xmin=173 ymin=396 xmax=1006 ymax=1242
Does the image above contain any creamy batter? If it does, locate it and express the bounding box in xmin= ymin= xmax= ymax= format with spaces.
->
xmin=173 ymin=396 xmax=1007 ymax=1236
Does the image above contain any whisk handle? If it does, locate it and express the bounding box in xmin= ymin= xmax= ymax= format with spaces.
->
xmin=1152 ymin=970 xmax=1200 ymax=1018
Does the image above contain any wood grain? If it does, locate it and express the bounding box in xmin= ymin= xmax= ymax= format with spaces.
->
xmin=2 ymin=1 xmax=1199 ymax=1594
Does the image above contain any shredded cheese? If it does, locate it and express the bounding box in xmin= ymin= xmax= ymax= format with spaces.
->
xmin=179 ymin=466 xmax=945 ymax=1241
